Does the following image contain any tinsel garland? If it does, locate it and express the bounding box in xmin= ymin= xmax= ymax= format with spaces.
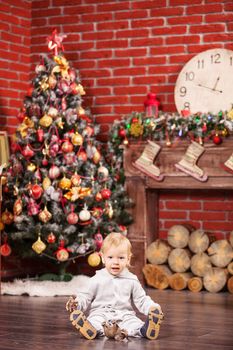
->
xmin=109 ymin=110 xmax=233 ymax=147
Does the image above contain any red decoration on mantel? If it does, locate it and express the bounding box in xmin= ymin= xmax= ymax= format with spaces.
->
xmin=212 ymin=133 xmax=222 ymax=145
xmin=181 ymin=109 xmax=191 ymax=117
xmin=144 ymin=93 xmax=160 ymax=118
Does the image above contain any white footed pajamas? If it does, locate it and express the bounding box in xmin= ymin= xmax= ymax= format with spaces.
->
xmin=75 ymin=268 xmax=160 ymax=337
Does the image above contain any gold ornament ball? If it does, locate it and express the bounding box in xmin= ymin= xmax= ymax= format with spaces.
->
xmin=32 ymin=236 xmax=46 ymax=254
xmin=129 ymin=122 xmax=144 ymax=137
xmin=221 ymin=128 xmax=228 ymax=137
xmin=27 ymin=163 xmax=36 ymax=172
xmin=87 ymin=252 xmax=101 ymax=267
xmin=39 ymin=114 xmax=53 ymax=128
xmin=71 ymin=132 xmax=83 ymax=146
xmin=1 ymin=209 xmax=14 ymax=225
xmin=59 ymin=176 xmax=72 ymax=190
xmin=42 ymin=177 xmax=51 ymax=190
xmin=93 ymin=150 xmax=101 ymax=164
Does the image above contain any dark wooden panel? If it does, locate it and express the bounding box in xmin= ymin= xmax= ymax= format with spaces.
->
xmin=126 ymin=177 xmax=147 ymax=239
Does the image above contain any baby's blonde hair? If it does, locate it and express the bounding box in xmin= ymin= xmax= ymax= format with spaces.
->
xmin=100 ymin=232 xmax=132 ymax=261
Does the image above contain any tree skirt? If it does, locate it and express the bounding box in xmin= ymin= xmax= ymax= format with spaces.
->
xmin=0 ymin=275 xmax=90 ymax=297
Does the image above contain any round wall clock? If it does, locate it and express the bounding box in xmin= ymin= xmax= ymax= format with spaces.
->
xmin=174 ymin=48 xmax=233 ymax=114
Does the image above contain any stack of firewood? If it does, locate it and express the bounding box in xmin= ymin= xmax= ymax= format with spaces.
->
xmin=143 ymin=225 xmax=233 ymax=293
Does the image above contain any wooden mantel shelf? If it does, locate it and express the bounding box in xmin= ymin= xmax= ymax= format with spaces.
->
xmin=123 ymin=139 xmax=233 ymax=189
xmin=123 ymin=139 xmax=233 ymax=282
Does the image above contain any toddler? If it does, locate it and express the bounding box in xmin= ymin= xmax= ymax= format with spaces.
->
xmin=66 ymin=232 xmax=164 ymax=340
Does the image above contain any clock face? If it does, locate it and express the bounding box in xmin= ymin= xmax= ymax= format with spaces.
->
xmin=174 ymin=48 xmax=233 ymax=114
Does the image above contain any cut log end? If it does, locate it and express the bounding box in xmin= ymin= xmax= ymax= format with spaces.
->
xmin=146 ymin=239 xmax=171 ymax=265
xmin=187 ymin=277 xmax=203 ymax=293
xmin=203 ymin=268 xmax=227 ymax=293
xmin=142 ymin=264 xmax=171 ymax=290
xmin=167 ymin=225 xmax=190 ymax=249
xmin=169 ymin=272 xmax=193 ymax=291
xmin=188 ymin=229 xmax=209 ymax=253
xmin=168 ymin=248 xmax=191 ymax=273
xmin=208 ymin=240 xmax=233 ymax=268
xmin=190 ymin=253 xmax=212 ymax=277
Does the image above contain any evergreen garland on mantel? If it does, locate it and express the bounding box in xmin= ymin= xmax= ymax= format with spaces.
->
xmin=109 ymin=110 xmax=233 ymax=148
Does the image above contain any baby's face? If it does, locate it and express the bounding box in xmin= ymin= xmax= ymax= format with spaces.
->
xmin=102 ymin=244 xmax=130 ymax=276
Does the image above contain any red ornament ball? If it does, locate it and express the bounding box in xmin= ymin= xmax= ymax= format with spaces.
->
xmin=56 ymin=248 xmax=69 ymax=262
xmin=101 ymin=188 xmax=111 ymax=200
xmin=118 ymin=128 xmax=126 ymax=138
xmin=212 ymin=134 xmax=222 ymax=145
xmin=42 ymin=157 xmax=48 ymax=166
xmin=78 ymin=150 xmax=87 ymax=162
xmin=67 ymin=211 xmax=79 ymax=225
xmin=30 ymin=184 xmax=43 ymax=200
xmin=0 ymin=243 xmax=12 ymax=256
xmin=47 ymin=232 xmax=56 ymax=244
xmin=22 ymin=144 xmax=35 ymax=158
xmin=62 ymin=140 xmax=73 ymax=153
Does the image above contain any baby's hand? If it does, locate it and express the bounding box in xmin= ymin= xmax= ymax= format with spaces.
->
xmin=65 ymin=296 xmax=78 ymax=312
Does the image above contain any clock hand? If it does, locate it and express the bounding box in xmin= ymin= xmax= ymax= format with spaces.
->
xmin=197 ymin=83 xmax=212 ymax=90
xmin=212 ymin=76 xmax=220 ymax=91
xmin=197 ymin=83 xmax=223 ymax=93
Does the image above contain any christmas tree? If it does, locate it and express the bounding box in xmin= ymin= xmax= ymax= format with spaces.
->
xmin=0 ymin=30 xmax=133 ymax=277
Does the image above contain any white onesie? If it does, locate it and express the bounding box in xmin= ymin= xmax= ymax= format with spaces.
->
xmin=75 ymin=267 xmax=160 ymax=337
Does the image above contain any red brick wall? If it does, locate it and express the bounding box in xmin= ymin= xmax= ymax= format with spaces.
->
xmin=159 ymin=190 xmax=233 ymax=240
xmin=30 ymin=0 xmax=233 ymax=137
xmin=0 ymin=0 xmax=31 ymax=135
